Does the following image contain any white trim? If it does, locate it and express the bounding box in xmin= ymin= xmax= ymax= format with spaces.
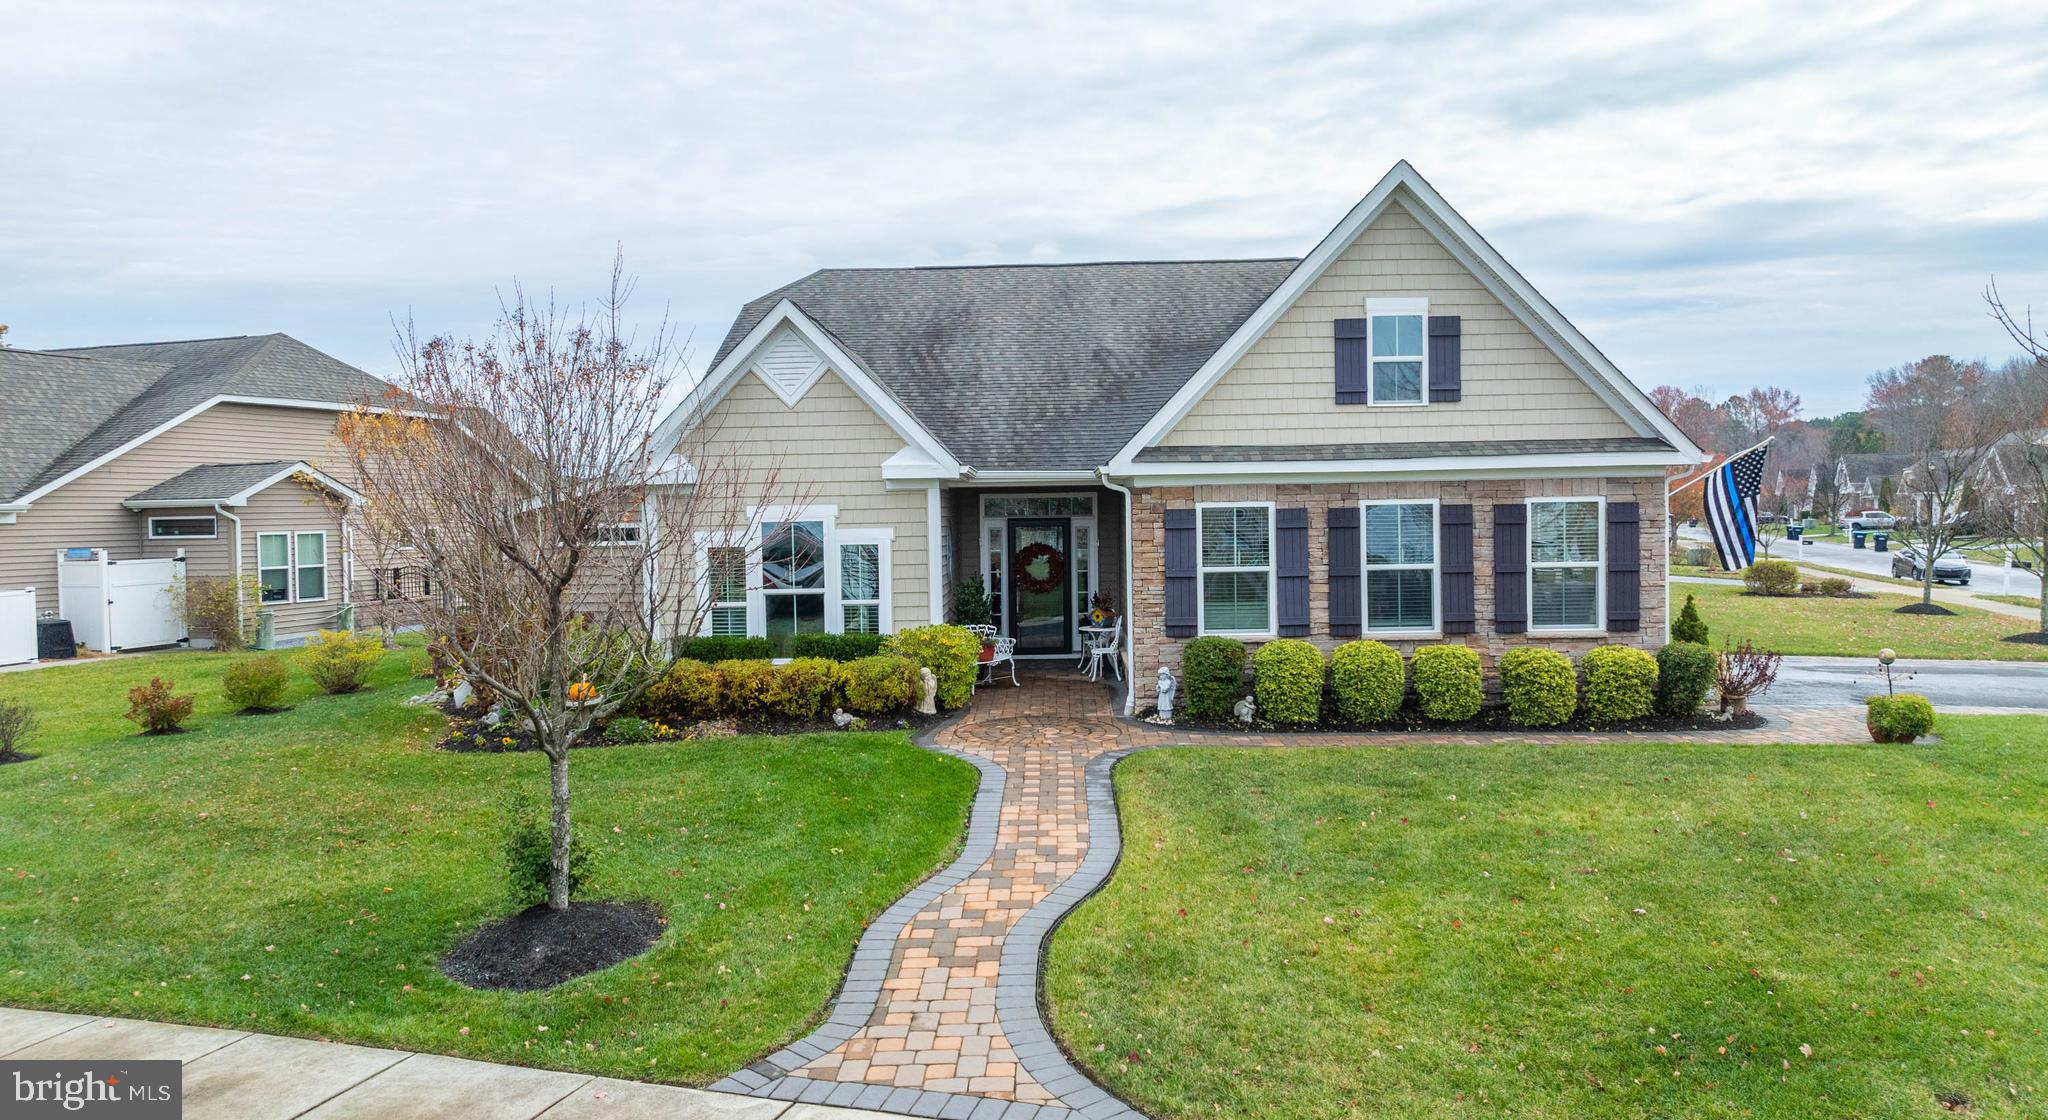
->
xmin=1194 ymin=500 xmax=1277 ymax=638
xmin=120 ymin=461 xmax=363 ymax=510
xmin=1526 ymin=496 xmax=1605 ymax=634
xmin=1124 ymin=449 xmax=1684 ymax=487
xmin=1360 ymin=497 xmax=1441 ymax=637
xmin=838 ymin=527 xmax=895 ymax=634
xmin=883 ymin=446 xmax=955 ymax=482
xmin=1365 ymin=297 xmax=1429 ymax=407
xmin=1105 ymin=162 xmax=1706 ymax=473
xmin=255 ymin=531 xmax=292 ymax=605
xmin=293 ymin=530 xmax=330 ymax=603
xmin=967 ymin=470 xmax=1101 ymax=484
xmin=146 ymin=514 xmax=219 ymax=540
xmin=926 ymin=484 xmax=944 ymax=627
xmin=649 ymin=300 xmax=964 ymax=478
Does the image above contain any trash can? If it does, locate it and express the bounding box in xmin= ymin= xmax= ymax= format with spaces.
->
xmin=1873 ymin=532 xmax=1889 ymax=553
xmin=1787 ymin=524 xmax=1803 ymax=541
xmin=255 ymin=609 xmax=276 ymax=650
xmin=36 ymin=618 xmax=76 ymax=660
xmin=1852 ymin=529 xmax=1867 ymax=549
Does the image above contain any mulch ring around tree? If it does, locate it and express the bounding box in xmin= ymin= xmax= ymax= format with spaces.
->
xmin=433 ymin=701 xmax=949 ymax=752
xmin=0 ymin=750 xmax=34 ymax=765
xmin=1894 ymin=602 xmax=1958 ymax=615
xmin=2002 ymin=631 xmax=2048 ymax=645
xmin=440 ymin=901 xmax=666 ymax=991
xmin=1139 ymin=705 xmax=1768 ymax=737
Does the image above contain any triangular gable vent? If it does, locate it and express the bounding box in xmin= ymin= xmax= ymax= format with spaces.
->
xmin=752 ymin=326 xmax=828 ymax=405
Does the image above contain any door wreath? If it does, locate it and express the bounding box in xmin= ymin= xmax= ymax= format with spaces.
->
xmin=1013 ymin=542 xmax=1066 ymax=594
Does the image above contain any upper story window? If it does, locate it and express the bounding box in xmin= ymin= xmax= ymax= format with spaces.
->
xmin=1367 ymin=297 xmax=1428 ymax=405
xmin=1197 ymin=503 xmax=1273 ymax=635
xmin=148 ymin=516 xmax=217 ymax=539
xmin=1529 ymin=499 xmax=1602 ymax=631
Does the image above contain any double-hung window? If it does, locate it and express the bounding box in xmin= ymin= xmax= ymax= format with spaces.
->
xmin=1197 ymin=504 xmax=1273 ymax=635
xmin=1529 ymin=499 xmax=1602 ymax=630
xmin=1363 ymin=500 xmax=1437 ymax=632
xmin=294 ymin=532 xmax=327 ymax=601
xmin=706 ymin=546 xmax=748 ymax=636
xmin=761 ymin=519 xmax=826 ymax=638
xmin=839 ymin=542 xmax=882 ymax=633
xmin=257 ymin=533 xmax=291 ymax=603
xmin=1367 ymin=298 xmax=1427 ymax=405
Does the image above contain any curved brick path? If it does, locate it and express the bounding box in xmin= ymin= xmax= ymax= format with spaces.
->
xmin=714 ymin=667 xmax=1867 ymax=1119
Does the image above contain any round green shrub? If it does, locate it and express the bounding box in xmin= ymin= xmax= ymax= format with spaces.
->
xmin=1411 ymin=644 xmax=1482 ymax=722
xmin=1251 ymin=639 xmax=1325 ymax=725
xmin=296 ymin=628 xmax=384 ymax=694
xmin=1328 ymin=640 xmax=1404 ymax=724
xmin=1581 ymin=645 xmax=1659 ymax=725
xmin=1653 ymin=641 xmax=1715 ymax=716
xmin=713 ymin=659 xmax=776 ymax=714
xmin=1501 ymin=647 xmax=1576 ymax=727
xmin=222 ymin=655 xmax=291 ymax=712
xmin=1180 ymin=636 xmax=1248 ymax=720
xmin=1865 ymin=694 xmax=1936 ymax=742
xmin=1742 ymin=558 xmax=1802 ymax=597
xmin=675 ymin=635 xmax=773 ymax=662
xmin=840 ymin=654 xmax=918 ymax=715
xmin=644 ymin=657 xmax=718 ymax=722
xmin=1671 ymin=593 xmax=1708 ymax=645
xmin=769 ymin=657 xmax=841 ymax=720
xmin=883 ymin=625 xmax=981 ymax=710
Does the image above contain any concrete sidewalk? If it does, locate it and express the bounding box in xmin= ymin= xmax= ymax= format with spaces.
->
xmin=0 ymin=1008 xmax=885 ymax=1120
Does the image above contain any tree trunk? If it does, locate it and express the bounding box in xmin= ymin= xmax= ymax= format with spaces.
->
xmin=1922 ymin=567 xmax=1934 ymax=606
xmin=547 ymin=745 xmax=572 ymax=911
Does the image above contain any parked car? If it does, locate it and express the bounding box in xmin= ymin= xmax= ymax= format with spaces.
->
xmin=1841 ymin=509 xmax=1899 ymax=531
xmin=1891 ymin=545 xmax=1972 ymax=585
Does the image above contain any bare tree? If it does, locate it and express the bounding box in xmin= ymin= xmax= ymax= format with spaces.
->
xmin=337 ymin=253 xmax=792 ymax=911
xmin=1866 ymin=355 xmax=2015 ymax=608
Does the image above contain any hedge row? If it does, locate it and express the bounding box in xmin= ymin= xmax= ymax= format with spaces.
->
xmin=641 ymin=624 xmax=982 ymax=723
xmin=674 ymin=632 xmax=888 ymax=664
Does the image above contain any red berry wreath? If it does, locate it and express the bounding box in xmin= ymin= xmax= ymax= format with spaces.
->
xmin=1012 ymin=542 xmax=1066 ymax=594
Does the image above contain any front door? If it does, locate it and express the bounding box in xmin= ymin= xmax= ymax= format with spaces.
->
xmin=1007 ymin=519 xmax=1071 ymax=655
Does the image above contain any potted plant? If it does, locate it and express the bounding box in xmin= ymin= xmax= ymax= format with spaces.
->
xmin=1088 ymin=590 xmax=1118 ymax=627
xmin=1714 ymin=641 xmax=1781 ymax=715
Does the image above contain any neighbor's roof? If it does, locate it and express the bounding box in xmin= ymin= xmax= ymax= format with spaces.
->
xmin=0 ymin=334 xmax=391 ymax=502
xmin=710 ymin=260 xmax=1302 ymax=471
xmin=122 ymin=461 xmax=303 ymax=506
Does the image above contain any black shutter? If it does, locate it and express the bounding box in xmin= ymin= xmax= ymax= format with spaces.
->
xmin=1428 ymin=315 xmax=1462 ymax=402
xmin=1276 ymin=508 xmax=1309 ymax=636
xmin=1606 ymin=501 xmax=1641 ymax=632
xmin=1335 ymin=318 xmax=1369 ymax=404
xmin=1164 ymin=508 xmax=1198 ymax=637
xmin=1493 ymin=503 xmax=1527 ymax=634
xmin=1328 ymin=506 xmax=1361 ymax=637
xmin=1440 ymin=504 xmax=1475 ymax=634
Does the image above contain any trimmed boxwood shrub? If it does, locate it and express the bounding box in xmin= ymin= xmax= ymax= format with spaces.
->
xmin=781 ymin=632 xmax=888 ymax=662
xmin=769 ymin=657 xmax=841 ymax=719
xmin=1654 ymin=641 xmax=1715 ymax=716
xmin=1328 ymin=640 xmax=1404 ymax=724
xmin=644 ymin=657 xmax=718 ymax=723
xmin=1180 ymin=636 xmax=1248 ymax=720
xmin=1672 ymin=593 xmax=1708 ymax=644
xmin=222 ymin=655 xmax=291 ymax=712
xmin=1411 ymin=644 xmax=1482 ymax=722
xmin=1501 ymin=647 xmax=1576 ymax=727
xmin=840 ymin=654 xmax=918 ymax=715
xmin=713 ymin=659 xmax=776 ymax=714
xmin=676 ymin=635 xmax=773 ymax=663
xmin=1865 ymin=694 xmax=1936 ymax=743
xmin=884 ymin=625 xmax=981 ymax=710
xmin=1581 ymin=645 xmax=1659 ymax=725
xmin=297 ymin=628 xmax=384 ymax=694
xmin=1251 ymin=639 xmax=1324 ymax=725
xmin=1742 ymin=558 xmax=1801 ymax=596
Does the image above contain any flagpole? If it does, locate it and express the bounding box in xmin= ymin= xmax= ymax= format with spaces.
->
xmin=1668 ymin=435 xmax=1775 ymax=498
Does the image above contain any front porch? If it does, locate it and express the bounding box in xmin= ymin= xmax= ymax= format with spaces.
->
xmin=946 ymin=486 xmax=1125 ymax=660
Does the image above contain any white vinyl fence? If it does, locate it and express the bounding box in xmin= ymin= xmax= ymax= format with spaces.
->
xmin=56 ymin=549 xmax=188 ymax=653
xmin=0 ymin=588 xmax=35 ymax=666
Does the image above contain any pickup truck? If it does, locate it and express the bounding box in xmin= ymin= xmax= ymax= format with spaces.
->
xmin=1839 ymin=509 xmax=1899 ymax=532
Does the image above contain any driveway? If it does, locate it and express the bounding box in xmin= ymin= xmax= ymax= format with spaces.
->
xmin=1678 ymin=525 xmax=2043 ymax=598
xmin=1771 ymin=655 xmax=2048 ymax=713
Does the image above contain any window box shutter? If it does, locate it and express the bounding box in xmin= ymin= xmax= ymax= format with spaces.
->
xmin=1440 ymin=503 xmax=1475 ymax=634
xmin=1276 ymin=508 xmax=1310 ymax=636
xmin=1428 ymin=315 xmax=1462 ymax=402
xmin=1328 ymin=506 xmax=1361 ymax=637
xmin=1335 ymin=318 xmax=1369 ymax=404
xmin=1493 ymin=503 xmax=1527 ymax=634
xmin=1164 ymin=508 xmax=1198 ymax=637
xmin=1606 ymin=501 xmax=1641 ymax=632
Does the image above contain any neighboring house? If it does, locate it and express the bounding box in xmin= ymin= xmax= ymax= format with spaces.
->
xmin=1829 ymin=452 xmax=1914 ymax=507
xmin=0 ymin=334 xmax=398 ymax=650
xmin=650 ymin=162 xmax=1704 ymax=707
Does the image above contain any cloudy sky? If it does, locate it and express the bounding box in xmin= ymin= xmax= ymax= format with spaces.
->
xmin=5 ymin=0 xmax=2046 ymax=415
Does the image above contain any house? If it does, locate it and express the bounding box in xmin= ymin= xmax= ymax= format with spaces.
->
xmin=649 ymin=163 xmax=1704 ymax=708
xmin=1829 ymin=452 xmax=1914 ymax=508
xmin=0 ymin=334 xmax=397 ymax=652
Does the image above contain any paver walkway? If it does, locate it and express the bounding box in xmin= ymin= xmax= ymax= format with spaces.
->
xmin=715 ymin=665 xmax=1869 ymax=1119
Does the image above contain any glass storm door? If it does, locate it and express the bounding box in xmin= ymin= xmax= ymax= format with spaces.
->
xmin=1007 ymin=519 xmax=1071 ymax=655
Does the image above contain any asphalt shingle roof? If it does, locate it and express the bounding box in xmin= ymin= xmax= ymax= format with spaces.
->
xmin=123 ymin=461 xmax=301 ymax=505
xmin=711 ymin=260 xmax=1304 ymax=471
xmin=0 ymin=334 xmax=390 ymax=502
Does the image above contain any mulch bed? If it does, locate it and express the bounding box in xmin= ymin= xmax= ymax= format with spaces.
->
xmin=0 ymin=750 xmax=33 ymax=765
xmin=1142 ymin=705 xmax=1769 ymax=737
xmin=234 ymin=706 xmax=295 ymax=716
xmin=440 ymin=900 xmax=665 ymax=991
xmin=433 ymin=700 xmax=948 ymax=753
xmin=2002 ymin=631 xmax=2048 ymax=645
xmin=1895 ymin=602 xmax=1958 ymax=615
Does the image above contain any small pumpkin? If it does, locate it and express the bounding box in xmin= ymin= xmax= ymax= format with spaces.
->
xmin=566 ymin=680 xmax=597 ymax=703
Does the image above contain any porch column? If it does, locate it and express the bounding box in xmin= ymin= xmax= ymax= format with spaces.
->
xmin=927 ymin=483 xmax=944 ymax=628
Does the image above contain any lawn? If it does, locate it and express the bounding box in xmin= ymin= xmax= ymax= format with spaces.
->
xmin=1045 ymin=717 xmax=2048 ymax=1119
xmin=1675 ymin=581 xmax=2048 ymax=661
xmin=0 ymin=644 xmax=976 ymax=1084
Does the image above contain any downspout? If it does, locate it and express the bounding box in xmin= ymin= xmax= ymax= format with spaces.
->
xmin=1095 ymin=468 xmax=1138 ymax=716
xmin=214 ymin=504 xmax=243 ymax=644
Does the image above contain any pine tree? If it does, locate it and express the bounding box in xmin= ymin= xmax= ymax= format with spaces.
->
xmin=1672 ymin=594 xmax=1708 ymax=645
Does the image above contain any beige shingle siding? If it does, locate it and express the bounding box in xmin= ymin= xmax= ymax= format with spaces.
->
xmin=237 ymin=479 xmax=349 ymax=641
xmin=681 ymin=369 xmax=931 ymax=629
xmin=1156 ymin=202 xmax=1640 ymax=449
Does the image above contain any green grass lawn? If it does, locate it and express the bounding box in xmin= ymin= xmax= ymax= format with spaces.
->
xmin=1979 ymin=593 xmax=2043 ymax=611
xmin=1045 ymin=717 xmax=2048 ymax=1119
xmin=0 ymin=645 xmax=975 ymax=1084
xmin=1676 ymin=581 xmax=2048 ymax=661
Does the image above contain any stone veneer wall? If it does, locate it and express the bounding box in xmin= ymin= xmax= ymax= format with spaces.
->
xmin=1127 ymin=476 xmax=1668 ymax=690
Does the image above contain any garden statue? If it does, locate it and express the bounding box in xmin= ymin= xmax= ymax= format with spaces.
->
xmin=1233 ymin=694 xmax=1256 ymax=725
xmin=1155 ymin=665 xmax=1177 ymax=720
xmin=832 ymin=708 xmax=856 ymax=729
xmin=916 ymin=666 xmax=939 ymax=715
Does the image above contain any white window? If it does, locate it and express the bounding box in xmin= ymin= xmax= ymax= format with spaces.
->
xmin=595 ymin=523 xmax=642 ymax=546
xmin=148 ymin=515 xmax=217 ymax=539
xmin=840 ymin=542 xmax=882 ymax=634
xmin=761 ymin=519 xmax=826 ymax=639
xmin=1367 ymin=297 xmax=1427 ymax=405
xmin=697 ymin=509 xmax=891 ymax=639
xmin=1363 ymin=500 xmax=1438 ymax=633
xmin=295 ymin=531 xmax=328 ymax=601
xmin=257 ymin=533 xmax=291 ymax=603
xmin=705 ymin=546 xmax=748 ymax=636
xmin=1529 ymin=499 xmax=1603 ymax=631
xmin=1197 ymin=503 xmax=1273 ymax=635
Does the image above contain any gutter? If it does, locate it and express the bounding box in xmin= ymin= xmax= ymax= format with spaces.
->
xmin=214 ymin=503 xmax=243 ymax=639
xmin=1094 ymin=467 xmax=1138 ymax=716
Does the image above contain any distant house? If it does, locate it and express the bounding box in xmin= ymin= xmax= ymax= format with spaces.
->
xmin=1830 ymin=452 xmax=1915 ymax=508
xmin=0 ymin=335 xmax=401 ymax=652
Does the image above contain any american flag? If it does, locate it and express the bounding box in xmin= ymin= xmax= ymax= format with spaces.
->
xmin=1703 ymin=443 xmax=1771 ymax=572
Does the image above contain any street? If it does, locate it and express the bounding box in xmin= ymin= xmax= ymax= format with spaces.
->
xmin=1679 ymin=524 xmax=2043 ymax=598
xmin=1769 ymin=655 xmax=2048 ymax=713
